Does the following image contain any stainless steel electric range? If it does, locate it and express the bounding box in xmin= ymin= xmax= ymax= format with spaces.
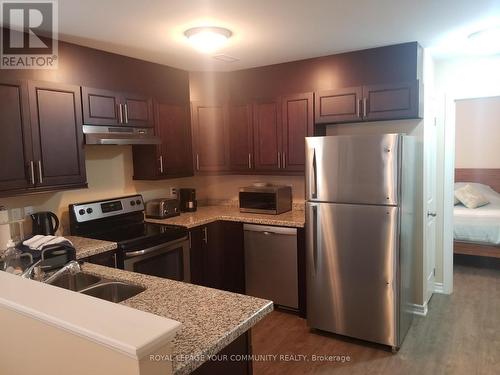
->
xmin=69 ymin=194 xmax=190 ymax=282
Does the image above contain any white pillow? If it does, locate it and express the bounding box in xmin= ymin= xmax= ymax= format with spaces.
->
xmin=455 ymin=184 xmax=490 ymax=209
xmin=455 ymin=182 xmax=500 ymax=202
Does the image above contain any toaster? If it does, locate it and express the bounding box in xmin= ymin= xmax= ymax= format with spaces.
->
xmin=145 ymin=198 xmax=180 ymax=219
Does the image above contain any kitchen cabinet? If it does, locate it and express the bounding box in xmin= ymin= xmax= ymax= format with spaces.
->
xmin=83 ymin=250 xmax=118 ymax=268
xmin=363 ymin=81 xmax=420 ymax=121
xmin=228 ymin=103 xmax=254 ymax=172
xmin=189 ymin=221 xmax=245 ymax=294
xmin=252 ymin=98 xmax=282 ymax=172
xmin=314 ymin=80 xmax=421 ymax=124
xmin=0 ymin=79 xmax=87 ymax=196
xmin=82 ymin=86 xmax=153 ymax=127
xmin=191 ymin=102 xmax=230 ymax=173
xmin=0 ymin=80 xmax=32 ymax=193
xmin=132 ymin=101 xmax=193 ymax=180
xmin=281 ymin=93 xmax=314 ymax=172
xmin=28 ymin=81 xmax=87 ymax=188
xmin=314 ymin=86 xmax=363 ymax=124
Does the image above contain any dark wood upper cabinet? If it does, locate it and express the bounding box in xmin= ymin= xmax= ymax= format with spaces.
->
xmin=315 ymin=86 xmax=363 ymax=124
xmin=82 ymin=86 xmax=153 ymax=127
xmin=0 ymin=80 xmax=33 ymax=193
xmin=252 ymin=98 xmax=282 ymax=172
xmin=122 ymin=93 xmax=154 ymax=127
xmin=132 ymin=101 xmax=193 ymax=180
xmin=281 ymin=93 xmax=313 ymax=172
xmin=228 ymin=103 xmax=253 ymax=172
xmin=28 ymin=81 xmax=86 ymax=187
xmin=363 ymin=81 xmax=420 ymax=121
xmin=81 ymin=87 xmax=121 ymax=126
xmin=191 ymin=102 xmax=230 ymax=173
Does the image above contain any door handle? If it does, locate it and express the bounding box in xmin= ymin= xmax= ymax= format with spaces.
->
xmin=196 ymin=154 xmax=200 ymax=170
xmin=311 ymin=149 xmax=317 ymax=199
xmin=29 ymin=161 xmax=35 ymax=185
xmin=118 ymin=104 xmax=123 ymax=123
xmin=312 ymin=205 xmax=318 ymax=274
xmin=357 ymin=99 xmax=361 ymax=118
xmin=282 ymin=152 xmax=286 ymax=169
xmin=159 ymin=155 xmax=164 ymax=173
xmin=363 ymin=97 xmax=367 ymax=118
xmin=427 ymin=212 xmax=437 ymax=217
xmin=123 ymin=103 xmax=129 ymax=124
xmin=202 ymin=227 xmax=208 ymax=244
xmin=248 ymin=153 xmax=252 ymax=169
xmin=37 ymin=160 xmax=43 ymax=184
xmin=277 ymin=152 xmax=281 ymax=169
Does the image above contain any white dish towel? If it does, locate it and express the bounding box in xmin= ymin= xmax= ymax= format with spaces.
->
xmin=23 ymin=235 xmax=74 ymax=251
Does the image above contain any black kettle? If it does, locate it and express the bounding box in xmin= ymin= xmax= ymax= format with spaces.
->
xmin=31 ymin=211 xmax=60 ymax=235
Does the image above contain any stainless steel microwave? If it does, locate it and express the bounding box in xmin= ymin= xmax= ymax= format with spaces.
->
xmin=239 ymin=185 xmax=292 ymax=214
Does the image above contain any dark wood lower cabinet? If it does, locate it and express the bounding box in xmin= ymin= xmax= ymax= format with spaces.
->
xmin=189 ymin=221 xmax=245 ymax=294
xmin=82 ymin=250 xmax=118 ymax=268
xmin=192 ymin=331 xmax=252 ymax=375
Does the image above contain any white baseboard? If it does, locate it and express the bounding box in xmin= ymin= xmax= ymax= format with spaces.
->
xmin=408 ymin=302 xmax=428 ymax=316
xmin=434 ymin=282 xmax=445 ymax=294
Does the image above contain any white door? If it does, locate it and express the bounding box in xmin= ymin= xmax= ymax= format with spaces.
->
xmin=424 ymin=109 xmax=438 ymax=303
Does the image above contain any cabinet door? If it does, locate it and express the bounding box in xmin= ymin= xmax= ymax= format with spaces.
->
xmin=191 ymin=102 xmax=230 ymax=172
xmin=81 ymin=87 xmax=122 ymax=126
xmin=156 ymin=102 xmax=193 ymax=176
xmin=314 ymin=86 xmax=363 ymax=124
xmin=122 ymin=93 xmax=154 ymax=127
xmin=0 ymin=80 xmax=34 ymax=193
xmin=363 ymin=81 xmax=420 ymax=121
xmin=253 ymin=98 xmax=282 ymax=171
xmin=189 ymin=227 xmax=205 ymax=286
xmin=282 ymin=93 xmax=313 ymax=172
xmin=228 ymin=103 xmax=253 ymax=172
xmin=28 ymin=81 xmax=86 ymax=187
xmin=85 ymin=250 xmax=117 ymax=268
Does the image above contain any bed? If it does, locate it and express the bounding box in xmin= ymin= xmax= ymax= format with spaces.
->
xmin=454 ymin=169 xmax=500 ymax=258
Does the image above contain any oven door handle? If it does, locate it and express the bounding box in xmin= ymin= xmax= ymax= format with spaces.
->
xmin=124 ymin=237 xmax=188 ymax=258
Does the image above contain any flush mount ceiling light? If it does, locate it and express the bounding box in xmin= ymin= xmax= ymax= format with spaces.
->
xmin=184 ymin=26 xmax=232 ymax=54
xmin=467 ymin=26 xmax=500 ymax=55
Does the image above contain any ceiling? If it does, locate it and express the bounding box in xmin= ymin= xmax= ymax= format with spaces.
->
xmin=23 ymin=0 xmax=500 ymax=71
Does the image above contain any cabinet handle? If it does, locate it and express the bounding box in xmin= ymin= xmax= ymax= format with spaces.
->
xmin=202 ymin=227 xmax=208 ymax=244
xmin=277 ymin=152 xmax=281 ymax=169
xmin=188 ymin=233 xmax=192 ymax=249
xmin=363 ymin=98 xmax=367 ymax=118
xmin=37 ymin=160 xmax=43 ymax=184
xmin=282 ymin=152 xmax=286 ymax=169
xmin=29 ymin=161 xmax=35 ymax=185
xmin=159 ymin=155 xmax=164 ymax=173
xmin=196 ymin=154 xmax=200 ymax=170
xmin=123 ymin=103 xmax=129 ymax=124
xmin=357 ymin=99 xmax=361 ymax=118
xmin=113 ymin=253 xmax=118 ymax=268
xmin=118 ymin=104 xmax=123 ymax=124
xmin=248 ymin=153 xmax=252 ymax=169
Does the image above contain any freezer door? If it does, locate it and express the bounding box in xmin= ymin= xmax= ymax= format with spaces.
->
xmin=306 ymin=202 xmax=399 ymax=346
xmin=306 ymin=134 xmax=400 ymax=205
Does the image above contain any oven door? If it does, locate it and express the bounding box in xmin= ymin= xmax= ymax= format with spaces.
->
xmin=123 ymin=237 xmax=190 ymax=282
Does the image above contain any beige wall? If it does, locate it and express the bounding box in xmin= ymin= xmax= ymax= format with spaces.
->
xmin=455 ymin=96 xmax=500 ymax=168
xmin=0 ymin=146 xmax=304 ymax=236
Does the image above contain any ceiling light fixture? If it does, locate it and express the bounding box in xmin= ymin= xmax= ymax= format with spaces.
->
xmin=184 ymin=26 xmax=232 ymax=54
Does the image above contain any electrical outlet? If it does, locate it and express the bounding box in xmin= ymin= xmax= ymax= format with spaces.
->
xmin=169 ymin=187 xmax=178 ymax=198
xmin=10 ymin=208 xmax=23 ymax=221
xmin=24 ymin=206 xmax=35 ymax=217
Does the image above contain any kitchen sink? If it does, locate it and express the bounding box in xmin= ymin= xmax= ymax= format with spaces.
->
xmin=47 ymin=272 xmax=102 ymax=291
xmin=80 ymin=281 xmax=145 ymax=303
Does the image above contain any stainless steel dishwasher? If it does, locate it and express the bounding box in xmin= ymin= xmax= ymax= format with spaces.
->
xmin=244 ymin=224 xmax=298 ymax=310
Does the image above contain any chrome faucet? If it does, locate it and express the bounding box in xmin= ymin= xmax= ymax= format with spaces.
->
xmin=43 ymin=261 xmax=81 ymax=284
xmin=20 ymin=259 xmax=43 ymax=280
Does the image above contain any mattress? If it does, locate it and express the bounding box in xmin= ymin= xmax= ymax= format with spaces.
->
xmin=454 ymin=202 xmax=500 ymax=245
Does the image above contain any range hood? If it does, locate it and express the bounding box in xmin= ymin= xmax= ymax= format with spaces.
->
xmin=83 ymin=125 xmax=161 ymax=145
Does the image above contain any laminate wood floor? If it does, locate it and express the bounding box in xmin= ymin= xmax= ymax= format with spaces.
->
xmin=251 ymin=264 xmax=500 ymax=375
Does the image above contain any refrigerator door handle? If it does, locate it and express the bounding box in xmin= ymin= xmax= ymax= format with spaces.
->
xmin=312 ymin=204 xmax=318 ymax=273
xmin=311 ymin=148 xmax=318 ymax=199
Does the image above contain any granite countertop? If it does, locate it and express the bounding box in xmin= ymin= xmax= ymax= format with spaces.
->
xmin=66 ymin=236 xmax=117 ymax=259
xmin=81 ymin=263 xmax=273 ymax=375
xmin=146 ymin=205 xmax=305 ymax=228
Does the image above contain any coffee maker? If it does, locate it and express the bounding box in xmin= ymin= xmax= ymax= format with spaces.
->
xmin=179 ymin=188 xmax=197 ymax=212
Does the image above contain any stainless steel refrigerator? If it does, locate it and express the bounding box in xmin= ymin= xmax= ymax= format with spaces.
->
xmin=305 ymin=133 xmax=416 ymax=350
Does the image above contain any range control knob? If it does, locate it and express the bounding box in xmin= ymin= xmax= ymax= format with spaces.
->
xmin=136 ymin=199 xmax=141 ymax=205
xmin=130 ymin=200 xmax=136 ymax=206
xmin=86 ymin=208 xmax=93 ymax=214
xmin=79 ymin=209 xmax=85 ymax=215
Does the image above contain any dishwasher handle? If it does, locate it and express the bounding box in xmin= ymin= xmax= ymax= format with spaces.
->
xmin=243 ymin=224 xmax=297 ymax=236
